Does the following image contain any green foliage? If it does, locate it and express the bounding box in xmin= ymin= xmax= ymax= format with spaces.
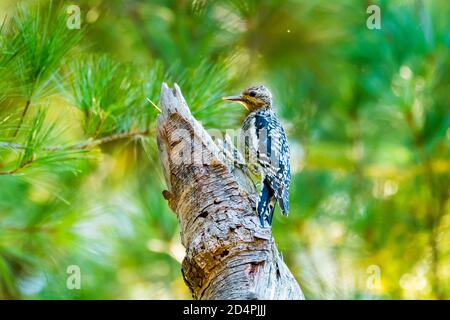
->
xmin=173 ymin=59 xmax=245 ymax=128
xmin=71 ymin=55 xmax=143 ymax=135
xmin=0 ymin=0 xmax=449 ymax=299
xmin=6 ymin=2 xmax=82 ymax=100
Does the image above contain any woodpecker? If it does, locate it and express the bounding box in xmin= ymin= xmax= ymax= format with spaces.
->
xmin=223 ymin=85 xmax=290 ymax=227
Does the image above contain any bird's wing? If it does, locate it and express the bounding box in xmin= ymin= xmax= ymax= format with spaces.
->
xmin=254 ymin=110 xmax=291 ymax=216
xmin=241 ymin=115 xmax=260 ymax=167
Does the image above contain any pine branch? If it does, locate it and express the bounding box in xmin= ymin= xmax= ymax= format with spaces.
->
xmin=0 ymin=129 xmax=154 ymax=176
xmin=1 ymin=129 xmax=153 ymax=151
xmin=0 ymin=158 xmax=33 ymax=175
xmin=45 ymin=129 xmax=154 ymax=151
xmin=1 ymin=225 xmax=55 ymax=233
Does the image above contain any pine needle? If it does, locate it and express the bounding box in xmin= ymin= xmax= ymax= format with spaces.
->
xmin=146 ymin=97 xmax=161 ymax=113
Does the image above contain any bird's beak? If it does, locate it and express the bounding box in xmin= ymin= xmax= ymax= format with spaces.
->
xmin=223 ymin=95 xmax=249 ymax=111
xmin=222 ymin=95 xmax=243 ymax=102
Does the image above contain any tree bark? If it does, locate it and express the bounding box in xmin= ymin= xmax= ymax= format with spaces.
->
xmin=157 ymin=83 xmax=304 ymax=300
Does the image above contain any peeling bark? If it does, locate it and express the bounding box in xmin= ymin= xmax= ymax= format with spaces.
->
xmin=157 ymin=83 xmax=304 ymax=300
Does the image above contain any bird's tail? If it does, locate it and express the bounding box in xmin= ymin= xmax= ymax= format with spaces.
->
xmin=278 ymin=188 xmax=289 ymax=216
xmin=257 ymin=178 xmax=276 ymax=227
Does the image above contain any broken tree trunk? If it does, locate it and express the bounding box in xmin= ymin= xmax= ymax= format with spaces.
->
xmin=157 ymin=83 xmax=304 ymax=300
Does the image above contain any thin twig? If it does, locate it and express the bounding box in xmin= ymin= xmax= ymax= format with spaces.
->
xmin=45 ymin=129 xmax=153 ymax=151
xmin=0 ymin=159 xmax=33 ymax=175
xmin=1 ymin=225 xmax=55 ymax=233
xmin=0 ymin=129 xmax=154 ymax=152
xmin=13 ymin=99 xmax=31 ymax=137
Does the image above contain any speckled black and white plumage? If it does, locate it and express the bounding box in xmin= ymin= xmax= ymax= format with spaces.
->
xmin=224 ymin=85 xmax=291 ymax=227
xmin=241 ymin=107 xmax=291 ymax=227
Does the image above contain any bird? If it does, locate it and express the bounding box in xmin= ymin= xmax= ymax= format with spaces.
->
xmin=223 ymin=85 xmax=291 ymax=227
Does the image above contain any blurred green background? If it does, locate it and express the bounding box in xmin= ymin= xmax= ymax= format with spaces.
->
xmin=0 ymin=0 xmax=449 ymax=299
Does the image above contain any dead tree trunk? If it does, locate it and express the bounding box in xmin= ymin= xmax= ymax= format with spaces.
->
xmin=157 ymin=83 xmax=304 ymax=300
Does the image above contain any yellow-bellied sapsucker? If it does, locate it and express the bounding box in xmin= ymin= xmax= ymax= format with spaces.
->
xmin=223 ymin=85 xmax=290 ymax=227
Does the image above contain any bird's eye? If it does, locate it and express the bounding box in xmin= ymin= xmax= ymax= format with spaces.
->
xmin=249 ymin=91 xmax=257 ymax=97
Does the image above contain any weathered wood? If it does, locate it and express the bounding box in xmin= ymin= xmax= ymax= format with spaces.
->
xmin=157 ymin=83 xmax=304 ymax=300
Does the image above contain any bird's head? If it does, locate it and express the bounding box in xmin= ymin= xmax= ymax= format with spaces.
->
xmin=223 ymin=85 xmax=272 ymax=112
